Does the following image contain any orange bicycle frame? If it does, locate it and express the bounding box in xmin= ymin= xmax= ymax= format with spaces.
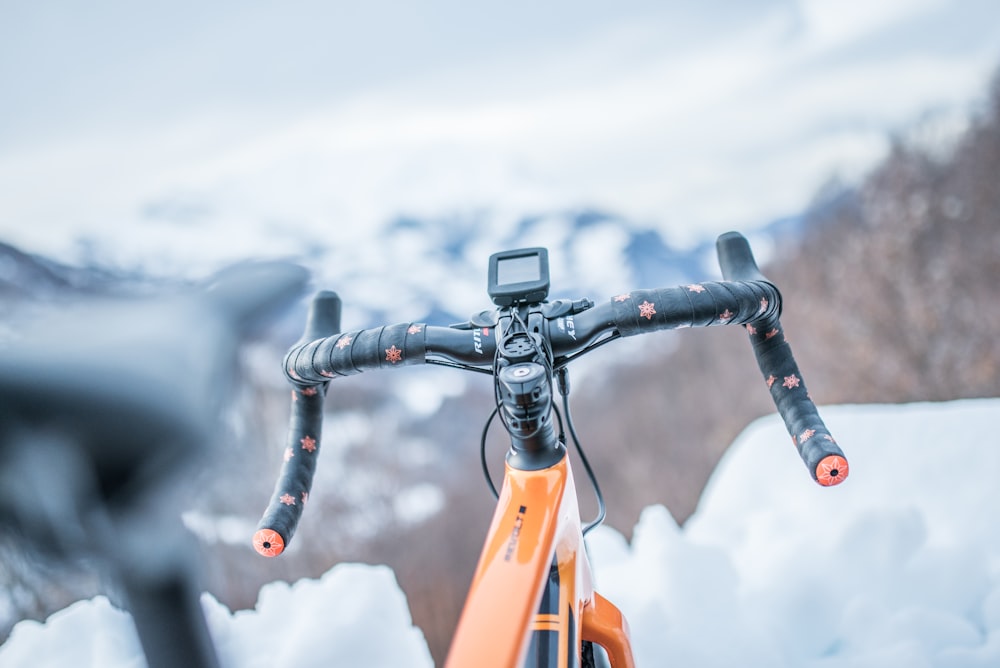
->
xmin=446 ymin=451 xmax=635 ymax=668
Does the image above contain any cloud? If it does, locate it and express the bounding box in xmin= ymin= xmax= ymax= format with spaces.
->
xmin=0 ymin=1 xmax=997 ymax=267
xmin=794 ymin=0 xmax=947 ymax=50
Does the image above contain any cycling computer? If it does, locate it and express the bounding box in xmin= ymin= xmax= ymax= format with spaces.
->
xmin=488 ymin=248 xmax=550 ymax=306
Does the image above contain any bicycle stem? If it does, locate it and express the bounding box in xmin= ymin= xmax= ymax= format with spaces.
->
xmin=498 ymin=362 xmax=564 ymax=471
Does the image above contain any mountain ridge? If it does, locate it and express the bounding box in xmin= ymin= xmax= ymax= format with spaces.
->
xmin=0 ymin=208 xmax=808 ymax=328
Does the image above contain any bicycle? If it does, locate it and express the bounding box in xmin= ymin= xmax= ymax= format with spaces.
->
xmin=253 ymin=231 xmax=849 ymax=667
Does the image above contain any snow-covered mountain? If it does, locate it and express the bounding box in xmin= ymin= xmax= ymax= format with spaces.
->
xmin=0 ymin=209 xmax=798 ymax=332
xmin=0 ymin=241 xmax=133 ymax=300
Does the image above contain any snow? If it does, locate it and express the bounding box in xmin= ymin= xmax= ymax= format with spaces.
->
xmin=0 ymin=565 xmax=432 ymax=668
xmin=589 ymin=399 xmax=1000 ymax=666
xmin=2 ymin=398 xmax=999 ymax=667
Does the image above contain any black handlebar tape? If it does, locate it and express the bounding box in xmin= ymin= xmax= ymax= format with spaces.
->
xmin=716 ymin=232 xmax=848 ymax=486
xmin=253 ymin=291 xmax=341 ymax=558
xmin=610 ymin=280 xmax=781 ymax=335
xmin=253 ymin=382 xmax=326 ymax=557
xmin=283 ymin=322 xmax=428 ymax=383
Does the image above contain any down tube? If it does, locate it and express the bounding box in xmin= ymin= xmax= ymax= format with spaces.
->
xmin=446 ymin=454 xmax=591 ymax=668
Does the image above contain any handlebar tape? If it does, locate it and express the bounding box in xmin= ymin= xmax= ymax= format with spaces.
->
xmin=253 ymin=381 xmax=326 ymax=557
xmin=610 ymin=280 xmax=781 ymax=335
xmin=716 ymin=232 xmax=848 ymax=486
xmin=253 ymin=291 xmax=341 ymax=557
xmin=283 ymin=323 xmax=428 ymax=384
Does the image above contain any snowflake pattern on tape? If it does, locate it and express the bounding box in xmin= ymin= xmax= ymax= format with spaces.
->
xmin=782 ymin=375 xmax=801 ymax=389
xmin=335 ymin=335 xmax=352 ymax=350
xmin=280 ymin=493 xmax=296 ymax=506
xmin=638 ymin=301 xmax=656 ymax=320
xmin=385 ymin=345 xmax=403 ymax=363
xmin=687 ymin=284 xmax=706 ymax=293
xmin=301 ymin=435 xmax=317 ymax=452
xmin=407 ymin=324 xmax=423 ymax=335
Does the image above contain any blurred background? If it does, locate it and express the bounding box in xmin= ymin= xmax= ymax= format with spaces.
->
xmin=2 ymin=1 xmax=999 ymax=663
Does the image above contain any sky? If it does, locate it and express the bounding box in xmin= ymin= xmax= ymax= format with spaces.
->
xmin=1 ymin=1 xmax=999 ymax=275
xmin=2 ymin=398 xmax=997 ymax=666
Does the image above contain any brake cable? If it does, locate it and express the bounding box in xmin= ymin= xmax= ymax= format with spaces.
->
xmin=556 ymin=367 xmax=606 ymax=535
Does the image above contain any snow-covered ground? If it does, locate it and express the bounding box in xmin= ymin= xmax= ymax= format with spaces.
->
xmin=2 ymin=398 xmax=997 ymax=667
xmin=591 ymin=399 xmax=1000 ymax=667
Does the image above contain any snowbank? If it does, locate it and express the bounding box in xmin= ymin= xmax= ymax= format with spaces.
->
xmin=589 ymin=399 xmax=1000 ymax=666
xmin=2 ymin=399 xmax=997 ymax=667
xmin=0 ymin=564 xmax=432 ymax=668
